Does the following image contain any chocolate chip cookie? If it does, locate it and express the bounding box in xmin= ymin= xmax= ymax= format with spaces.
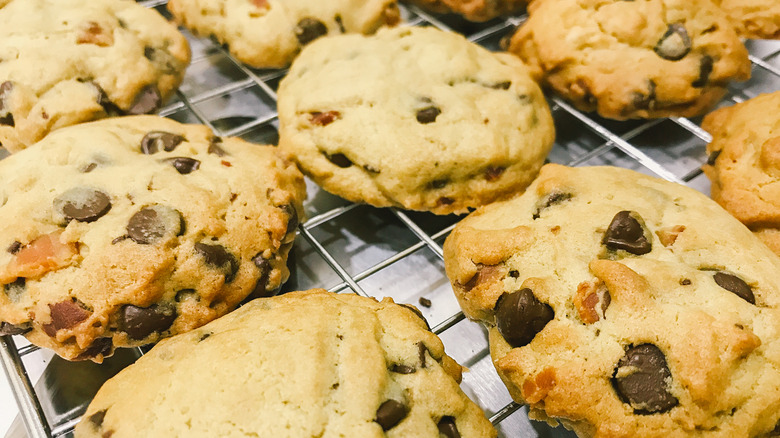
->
xmin=443 ymin=164 xmax=780 ymax=436
xmin=713 ymin=0 xmax=780 ymax=40
xmin=167 ymin=0 xmax=400 ymax=69
xmin=404 ymin=0 xmax=525 ymax=22
xmin=507 ymin=0 xmax=751 ymax=120
xmin=278 ymin=26 xmax=555 ymax=215
xmin=74 ymin=290 xmax=497 ymax=437
xmin=0 ymin=0 xmax=190 ymax=153
xmin=0 ymin=116 xmax=306 ymax=361
xmin=703 ymin=91 xmax=780 ymax=257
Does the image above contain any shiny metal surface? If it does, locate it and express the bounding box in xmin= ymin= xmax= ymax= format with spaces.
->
xmin=2 ymin=1 xmax=780 ymax=437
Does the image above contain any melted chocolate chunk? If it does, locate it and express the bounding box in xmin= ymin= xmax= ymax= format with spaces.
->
xmin=602 ymin=211 xmax=652 ymax=255
xmin=295 ymin=18 xmax=328 ymax=45
xmin=389 ymin=364 xmax=415 ymax=374
xmin=88 ymin=409 xmax=108 ymax=428
xmin=46 ymin=300 xmax=90 ymax=335
xmin=399 ymin=303 xmax=430 ymax=331
xmin=88 ymin=81 xmax=122 ymax=116
xmin=127 ymin=85 xmax=161 ymax=115
xmin=532 ymin=191 xmax=573 ymax=219
xmin=713 ymin=272 xmax=755 ymax=304
xmin=54 ymin=188 xmax=112 ymax=222
xmin=118 ymin=304 xmax=177 ymax=340
xmin=0 ymin=81 xmax=14 ymax=126
xmin=438 ymin=416 xmax=461 ymax=438
xmin=0 ymin=321 xmax=32 ymax=336
xmin=612 ymin=344 xmax=678 ymax=414
xmin=494 ymin=288 xmax=554 ymax=348
xmin=325 ymin=152 xmax=352 ymax=168
xmin=246 ymin=255 xmax=273 ymax=300
xmin=654 ymin=24 xmax=691 ymax=61
xmin=195 ymin=242 xmax=239 ymax=282
xmin=6 ymin=241 xmax=21 ymax=254
xmin=127 ymin=205 xmax=184 ymax=244
xmin=692 ymin=55 xmax=714 ymax=88
xmin=375 ymin=400 xmax=408 ymax=430
xmin=75 ymin=337 xmax=113 ymax=360
xmin=208 ymin=137 xmax=227 ymax=156
xmin=164 ymin=157 xmax=201 ymax=174
xmin=416 ymin=106 xmax=441 ymax=124
xmin=141 ymin=131 xmax=184 ymax=154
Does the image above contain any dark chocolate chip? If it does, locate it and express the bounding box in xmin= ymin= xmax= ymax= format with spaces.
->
xmin=90 ymin=81 xmax=122 ymax=116
xmin=532 ymin=192 xmax=573 ymax=219
xmin=390 ymin=364 xmax=415 ymax=374
xmin=430 ymin=179 xmax=447 ymax=189
xmin=399 ymin=303 xmax=430 ymax=331
xmin=164 ymin=157 xmax=200 ymax=174
xmin=692 ymin=55 xmax=714 ymax=88
xmin=118 ymin=304 xmax=177 ymax=340
xmin=416 ymin=106 xmax=441 ymax=124
xmin=485 ymin=166 xmax=505 ymax=181
xmin=6 ymin=241 xmax=21 ymax=254
xmin=75 ymin=337 xmax=113 ymax=360
xmin=82 ymin=163 xmax=98 ymax=173
xmin=46 ymin=300 xmax=90 ymax=335
xmin=324 ymin=152 xmax=352 ymax=168
xmin=494 ymin=288 xmax=554 ymax=348
xmin=127 ymin=205 xmax=184 ymax=245
xmin=602 ymin=211 xmax=652 ymax=255
xmin=706 ymin=149 xmax=721 ymax=166
xmin=438 ymin=197 xmax=454 ymax=206
xmin=334 ymin=14 xmax=346 ymax=33
xmin=295 ymin=18 xmax=328 ymax=45
xmin=417 ymin=341 xmax=427 ymax=368
xmin=375 ymin=400 xmax=408 ymax=430
xmin=310 ymin=111 xmax=340 ymax=126
xmin=438 ymin=416 xmax=461 ymax=438
xmin=654 ymin=24 xmax=691 ymax=61
xmin=509 ymin=270 xmax=519 ymax=278
xmin=141 ymin=131 xmax=184 ymax=154
xmin=199 ymin=332 xmax=211 ymax=342
xmin=489 ymin=81 xmax=512 ymax=90
xmin=3 ymin=278 xmax=26 ymax=302
xmin=54 ymin=188 xmax=112 ymax=223
xmin=88 ymin=409 xmax=107 ymax=428
xmin=713 ymin=272 xmax=755 ymax=304
xmin=208 ymin=137 xmax=227 ymax=156
xmin=418 ymin=297 xmax=432 ymax=308
xmin=175 ymin=289 xmax=197 ymax=302
xmin=680 ymin=278 xmax=692 ymax=286
xmin=0 ymin=81 xmax=14 ymax=127
xmin=0 ymin=321 xmax=32 ymax=336
xmin=246 ymin=255 xmax=273 ymax=300
xmin=633 ymin=80 xmax=657 ymax=110
xmin=127 ymin=85 xmax=161 ymax=115
xmin=281 ymin=204 xmax=299 ymax=241
xmin=195 ymin=242 xmax=239 ymax=282
xmin=612 ymin=344 xmax=678 ymax=414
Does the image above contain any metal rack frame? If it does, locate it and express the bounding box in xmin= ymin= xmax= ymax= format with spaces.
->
xmin=2 ymin=1 xmax=779 ymax=436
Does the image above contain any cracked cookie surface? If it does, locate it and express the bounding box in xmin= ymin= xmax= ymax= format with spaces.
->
xmin=167 ymin=0 xmax=400 ymax=69
xmin=75 ymin=290 xmax=497 ymax=438
xmin=443 ymin=164 xmax=780 ymax=437
xmin=703 ymin=91 xmax=780 ymax=256
xmin=0 ymin=0 xmax=190 ymax=152
xmin=278 ymin=26 xmax=554 ymax=215
xmin=713 ymin=0 xmax=780 ymax=40
xmin=507 ymin=0 xmax=750 ymax=120
xmin=0 ymin=116 xmax=306 ymax=361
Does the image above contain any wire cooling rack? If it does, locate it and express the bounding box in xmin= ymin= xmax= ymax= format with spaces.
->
xmin=2 ymin=1 xmax=780 ymax=437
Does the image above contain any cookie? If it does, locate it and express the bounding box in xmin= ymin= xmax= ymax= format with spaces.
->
xmin=167 ymin=0 xmax=401 ymax=69
xmin=74 ymin=290 xmax=497 ymax=437
xmin=713 ymin=0 xmax=780 ymax=40
xmin=0 ymin=0 xmax=190 ymax=153
xmin=507 ymin=0 xmax=751 ymax=120
xmin=443 ymin=164 xmax=780 ymax=436
xmin=404 ymin=0 xmax=525 ymax=22
xmin=0 ymin=116 xmax=306 ymax=362
xmin=702 ymin=92 xmax=780 ymax=257
xmin=278 ymin=26 xmax=555 ymax=215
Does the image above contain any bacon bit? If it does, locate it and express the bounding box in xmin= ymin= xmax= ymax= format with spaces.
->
xmin=522 ymin=367 xmax=556 ymax=403
xmin=309 ymin=111 xmax=341 ymax=126
xmin=1 ymin=231 xmax=77 ymax=282
xmin=655 ymin=225 xmax=686 ymax=247
xmin=574 ymin=280 xmax=611 ymax=324
xmin=221 ymin=160 xmax=232 ymax=167
xmin=77 ymin=21 xmax=114 ymax=47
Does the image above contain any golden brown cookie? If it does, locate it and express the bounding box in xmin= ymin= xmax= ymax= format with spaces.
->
xmin=713 ymin=0 xmax=780 ymax=40
xmin=404 ymin=0 xmax=525 ymax=22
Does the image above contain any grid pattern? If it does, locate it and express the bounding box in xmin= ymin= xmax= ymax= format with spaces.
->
xmin=2 ymin=1 xmax=780 ymax=437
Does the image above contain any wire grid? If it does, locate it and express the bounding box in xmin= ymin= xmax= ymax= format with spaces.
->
xmin=1 ymin=1 xmax=780 ymax=437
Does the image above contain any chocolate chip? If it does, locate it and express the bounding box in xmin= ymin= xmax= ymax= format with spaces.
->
xmin=325 ymin=152 xmax=352 ymax=168
xmin=3 ymin=278 xmax=25 ymax=302
xmin=418 ymin=297 xmax=432 ymax=308
xmin=82 ymin=163 xmax=98 ymax=173
xmin=164 ymin=157 xmax=200 ymax=174
xmin=416 ymin=106 xmax=441 ymax=124
xmin=141 ymin=131 xmax=184 ymax=154
xmin=532 ymin=192 xmax=573 ymax=219
xmin=281 ymin=204 xmax=299 ymax=241
xmin=692 ymin=55 xmax=713 ymax=88
xmin=310 ymin=111 xmax=340 ymax=126
xmin=430 ymin=179 xmax=447 ymax=189
xmin=75 ymin=337 xmax=113 ymax=360
xmin=485 ymin=166 xmax=505 ymax=181
xmin=88 ymin=409 xmax=107 ymax=428
xmin=654 ymin=24 xmax=691 ymax=61
xmin=195 ymin=242 xmax=239 ymax=282
xmin=602 ymin=211 xmax=652 ymax=255
xmin=0 ymin=321 xmax=32 ymax=336
xmin=680 ymin=278 xmax=692 ymax=286
xmin=509 ymin=270 xmax=519 ymax=278
xmin=706 ymin=149 xmax=721 ymax=166
xmin=494 ymin=288 xmax=554 ymax=348
xmin=633 ymin=80 xmax=657 ymax=110
xmin=6 ymin=241 xmax=21 ymax=254
xmin=295 ymin=18 xmax=328 ymax=45
xmin=400 ymin=304 xmax=430 ymax=331
xmin=713 ymin=272 xmax=755 ymax=304
xmin=438 ymin=417 xmax=461 ymax=438
xmin=489 ymin=81 xmax=511 ymax=90
xmin=208 ymin=137 xmax=227 ymax=156
xmin=612 ymin=344 xmax=678 ymax=414
xmin=45 ymin=299 xmax=90 ymax=336
xmin=0 ymin=81 xmax=14 ymax=127
xmin=246 ymin=255 xmax=273 ymax=300
xmin=89 ymin=81 xmax=122 ymax=116
xmin=390 ymin=364 xmax=415 ymax=374
xmin=375 ymin=400 xmax=408 ymax=430
xmin=198 ymin=332 xmax=211 ymax=342
xmin=54 ymin=188 xmax=112 ymax=223
xmin=127 ymin=85 xmax=161 ymax=115
xmin=438 ymin=197 xmax=454 ymax=206
xmin=118 ymin=304 xmax=177 ymax=340
xmin=174 ymin=289 xmax=197 ymax=302
xmin=127 ymin=205 xmax=184 ymax=244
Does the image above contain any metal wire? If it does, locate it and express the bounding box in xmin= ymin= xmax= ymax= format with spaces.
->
xmin=1 ymin=2 xmax=780 ymax=436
